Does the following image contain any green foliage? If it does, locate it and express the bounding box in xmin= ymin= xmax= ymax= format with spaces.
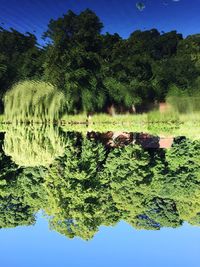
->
xmin=0 ymin=129 xmax=200 ymax=239
xmin=3 ymin=125 xmax=66 ymax=167
xmin=43 ymin=9 xmax=105 ymax=114
xmin=0 ymin=134 xmax=38 ymax=228
xmin=44 ymin=134 xmax=119 ymax=240
xmin=1 ymin=10 xmax=200 ymax=116
xmin=167 ymin=84 xmax=200 ymax=113
xmin=103 ymin=77 xmax=135 ymax=108
xmin=1 ymin=7 xmax=200 ymax=239
xmin=0 ymin=27 xmax=43 ymax=112
xmin=4 ymin=81 xmax=65 ymax=121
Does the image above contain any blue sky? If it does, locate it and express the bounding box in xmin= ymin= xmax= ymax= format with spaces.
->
xmin=0 ymin=0 xmax=200 ymax=44
xmin=0 ymin=214 xmax=200 ymax=267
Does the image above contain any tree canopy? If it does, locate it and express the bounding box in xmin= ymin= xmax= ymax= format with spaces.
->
xmin=0 ymin=9 xmax=200 ymax=115
xmin=0 ymin=129 xmax=200 ymax=240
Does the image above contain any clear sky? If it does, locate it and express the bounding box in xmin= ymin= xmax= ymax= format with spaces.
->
xmin=0 ymin=213 xmax=200 ymax=267
xmin=0 ymin=0 xmax=200 ymax=44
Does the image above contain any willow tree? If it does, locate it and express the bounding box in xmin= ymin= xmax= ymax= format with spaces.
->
xmin=3 ymin=125 xmax=66 ymax=167
xmin=4 ymin=80 xmax=65 ymax=122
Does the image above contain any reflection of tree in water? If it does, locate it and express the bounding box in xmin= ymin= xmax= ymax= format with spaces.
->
xmin=0 ymin=131 xmax=200 ymax=240
xmin=3 ymin=125 xmax=66 ymax=167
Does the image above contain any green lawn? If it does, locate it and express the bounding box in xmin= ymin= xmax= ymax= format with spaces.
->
xmin=61 ymin=111 xmax=200 ymax=139
xmin=0 ymin=111 xmax=200 ymax=139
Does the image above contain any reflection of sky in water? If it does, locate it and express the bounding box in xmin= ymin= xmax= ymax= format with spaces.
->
xmin=0 ymin=0 xmax=200 ymax=44
xmin=0 ymin=214 xmax=199 ymax=267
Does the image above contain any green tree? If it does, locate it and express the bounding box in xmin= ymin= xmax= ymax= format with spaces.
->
xmin=43 ymin=9 xmax=105 ymax=113
xmin=44 ymin=134 xmax=119 ymax=240
xmin=0 ymin=27 xmax=43 ymax=111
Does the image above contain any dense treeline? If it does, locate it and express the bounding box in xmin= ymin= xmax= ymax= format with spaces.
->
xmin=1 ymin=9 xmax=200 ymax=115
xmin=0 ymin=130 xmax=200 ymax=240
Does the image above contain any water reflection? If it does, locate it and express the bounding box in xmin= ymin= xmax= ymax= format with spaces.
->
xmin=0 ymin=126 xmax=200 ymax=240
xmin=3 ymin=125 xmax=66 ymax=167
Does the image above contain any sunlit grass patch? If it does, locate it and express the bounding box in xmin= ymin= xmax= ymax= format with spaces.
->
xmin=147 ymin=110 xmax=180 ymax=123
xmin=61 ymin=113 xmax=88 ymax=124
xmin=1 ymin=104 xmax=200 ymax=139
xmin=91 ymin=113 xmax=147 ymax=124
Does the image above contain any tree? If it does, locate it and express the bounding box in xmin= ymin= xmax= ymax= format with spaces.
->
xmin=0 ymin=27 xmax=43 ymax=107
xmin=0 ymin=133 xmax=41 ymax=228
xmin=0 ymin=129 xmax=200 ymax=238
xmin=43 ymin=9 xmax=105 ymax=114
xmin=44 ymin=133 xmax=119 ymax=240
xmin=4 ymin=81 xmax=65 ymax=122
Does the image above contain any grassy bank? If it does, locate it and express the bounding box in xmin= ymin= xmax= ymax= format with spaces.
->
xmin=60 ymin=111 xmax=200 ymax=139
xmin=0 ymin=111 xmax=200 ymax=139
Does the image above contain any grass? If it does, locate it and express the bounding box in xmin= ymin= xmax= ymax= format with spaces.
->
xmin=0 ymin=111 xmax=200 ymax=139
xmin=61 ymin=111 xmax=200 ymax=139
xmin=61 ymin=113 xmax=148 ymax=125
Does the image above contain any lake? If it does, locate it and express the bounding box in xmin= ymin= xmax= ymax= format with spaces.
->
xmin=0 ymin=124 xmax=199 ymax=266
